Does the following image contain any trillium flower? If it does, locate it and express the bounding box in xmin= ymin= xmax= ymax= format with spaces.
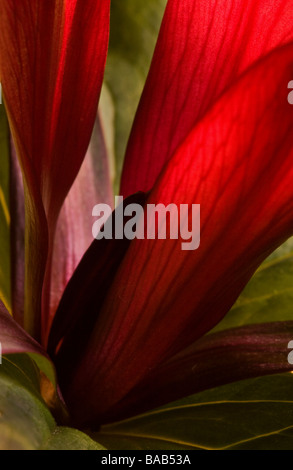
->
xmin=1 ymin=0 xmax=293 ymax=444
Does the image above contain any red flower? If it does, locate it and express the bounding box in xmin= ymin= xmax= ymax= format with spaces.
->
xmin=1 ymin=0 xmax=293 ymax=432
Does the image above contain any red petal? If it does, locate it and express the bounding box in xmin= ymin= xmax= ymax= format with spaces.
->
xmin=120 ymin=0 xmax=293 ymax=197
xmin=0 ymin=0 xmax=110 ymax=340
xmin=64 ymin=43 xmax=293 ymax=423
xmin=85 ymin=322 xmax=293 ymax=425
xmin=0 ymin=0 xmax=110 ymax=220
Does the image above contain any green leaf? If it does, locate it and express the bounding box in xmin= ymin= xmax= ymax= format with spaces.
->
xmin=95 ymin=374 xmax=293 ymax=450
xmin=102 ymin=0 xmax=167 ymax=193
xmin=0 ymin=105 xmax=11 ymax=311
xmin=0 ymin=355 xmax=55 ymax=450
xmin=1 ymin=354 xmax=43 ymax=396
xmin=41 ymin=428 xmax=105 ymax=450
xmin=28 ymin=352 xmax=57 ymax=388
xmin=212 ymin=237 xmax=293 ymax=332
xmin=0 ymin=354 xmax=105 ymax=450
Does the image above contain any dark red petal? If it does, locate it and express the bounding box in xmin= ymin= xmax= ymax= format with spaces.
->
xmin=86 ymin=322 xmax=293 ymax=425
xmin=48 ymin=192 xmax=148 ymax=380
xmin=0 ymin=0 xmax=110 ymax=341
xmin=120 ymin=0 xmax=293 ymax=197
xmin=64 ymin=43 xmax=293 ymax=424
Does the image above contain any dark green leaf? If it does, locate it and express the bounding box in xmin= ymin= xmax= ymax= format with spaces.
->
xmin=95 ymin=374 xmax=293 ymax=450
xmin=212 ymin=237 xmax=293 ymax=332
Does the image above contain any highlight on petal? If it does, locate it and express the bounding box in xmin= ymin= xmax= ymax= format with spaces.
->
xmin=0 ymin=0 xmax=110 ymax=341
xmin=60 ymin=43 xmax=293 ymax=425
xmin=120 ymin=0 xmax=293 ymax=197
xmin=102 ymin=322 xmax=293 ymax=423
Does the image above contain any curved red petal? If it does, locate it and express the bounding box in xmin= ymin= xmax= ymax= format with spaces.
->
xmin=121 ymin=0 xmax=293 ymax=197
xmin=65 ymin=43 xmax=293 ymax=424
